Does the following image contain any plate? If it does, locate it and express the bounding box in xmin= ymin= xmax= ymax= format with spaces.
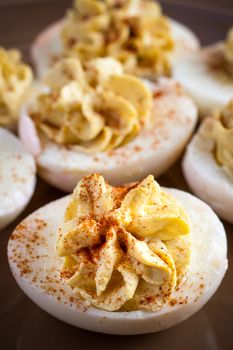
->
xmin=0 ymin=1 xmax=232 ymax=349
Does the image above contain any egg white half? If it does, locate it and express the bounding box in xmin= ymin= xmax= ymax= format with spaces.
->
xmin=173 ymin=43 xmax=233 ymax=116
xmin=0 ymin=128 xmax=36 ymax=230
xmin=183 ymin=118 xmax=233 ymax=224
xmin=7 ymin=188 xmax=227 ymax=334
xmin=19 ymin=78 xmax=197 ymax=192
xmin=31 ymin=18 xmax=199 ymax=79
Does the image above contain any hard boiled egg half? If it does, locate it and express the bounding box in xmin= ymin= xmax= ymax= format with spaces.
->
xmin=8 ymin=174 xmax=227 ymax=334
xmin=0 ymin=47 xmax=33 ymax=130
xmin=19 ymin=56 xmax=197 ymax=192
xmin=0 ymin=128 xmax=36 ymax=230
xmin=31 ymin=0 xmax=199 ymax=79
xmin=183 ymin=99 xmax=233 ymax=224
xmin=174 ymin=27 xmax=233 ymax=116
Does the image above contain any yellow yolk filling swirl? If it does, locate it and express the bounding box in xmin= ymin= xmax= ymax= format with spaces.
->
xmin=0 ymin=48 xmax=33 ymax=127
xmin=57 ymin=174 xmax=191 ymax=312
xmin=212 ymin=99 xmax=233 ymax=178
xmin=61 ymin=0 xmax=174 ymax=79
xmin=29 ymin=57 xmax=152 ymax=153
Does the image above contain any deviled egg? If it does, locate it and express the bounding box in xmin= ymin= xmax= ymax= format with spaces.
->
xmin=31 ymin=0 xmax=199 ymax=79
xmin=0 ymin=128 xmax=36 ymax=230
xmin=174 ymin=27 xmax=233 ymax=116
xmin=0 ymin=47 xmax=33 ymax=130
xmin=183 ymin=99 xmax=233 ymax=224
xmin=19 ymin=56 xmax=197 ymax=192
xmin=8 ymin=173 xmax=227 ymax=334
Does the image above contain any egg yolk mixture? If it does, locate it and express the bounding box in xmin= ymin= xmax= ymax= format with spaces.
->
xmin=225 ymin=27 xmax=233 ymax=75
xmin=29 ymin=57 xmax=152 ymax=153
xmin=61 ymin=0 xmax=174 ymax=79
xmin=0 ymin=48 xmax=33 ymax=126
xmin=212 ymin=99 xmax=233 ymax=178
xmin=57 ymin=174 xmax=191 ymax=312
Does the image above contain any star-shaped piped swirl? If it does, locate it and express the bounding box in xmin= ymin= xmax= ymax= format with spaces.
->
xmin=0 ymin=47 xmax=33 ymax=127
xmin=225 ymin=27 xmax=233 ymax=71
xmin=57 ymin=174 xmax=191 ymax=311
xmin=29 ymin=57 xmax=152 ymax=153
xmin=211 ymin=99 xmax=233 ymax=178
xmin=61 ymin=0 xmax=174 ymax=79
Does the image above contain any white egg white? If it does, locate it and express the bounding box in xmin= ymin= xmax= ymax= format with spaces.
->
xmin=0 ymin=128 xmax=36 ymax=230
xmin=31 ymin=18 xmax=199 ymax=79
xmin=19 ymin=78 xmax=197 ymax=192
xmin=7 ymin=188 xmax=227 ymax=335
xmin=183 ymin=118 xmax=233 ymax=224
xmin=173 ymin=43 xmax=233 ymax=116
xmin=169 ymin=18 xmax=200 ymax=56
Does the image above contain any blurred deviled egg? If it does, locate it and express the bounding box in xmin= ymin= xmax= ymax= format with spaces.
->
xmin=0 ymin=47 xmax=33 ymax=130
xmin=174 ymin=27 xmax=233 ymax=116
xmin=31 ymin=0 xmax=199 ymax=79
xmin=183 ymin=99 xmax=233 ymax=223
xmin=19 ymin=56 xmax=197 ymax=192
xmin=0 ymin=128 xmax=36 ymax=230
xmin=8 ymin=173 xmax=227 ymax=334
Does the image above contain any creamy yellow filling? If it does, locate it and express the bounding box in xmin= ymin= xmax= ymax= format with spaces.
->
xmin=212 ymin=99 xmax=233 ymax=178
xmin=61 ymin=0 xmax=174 ymax=79
xmin=57 ymin=174 xmax=191 ymax=312
xmin=225 ymin=27 xmax=233 ymax=68
xmin=0 ymin=47 xmax=33 ymax=127
xmin=29 ymin=57 xmax=152 ymax=153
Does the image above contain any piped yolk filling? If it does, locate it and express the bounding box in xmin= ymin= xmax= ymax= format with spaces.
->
xmin=225 ymin=27 xmax=233 ymax=74
xmin=212 ymin=99 xmax=233 ymax=178
xmin=61 ymin=0 xmax=174 ymax=79
xmin=57 ymin=174 xmax=191 ymax=312
xmin=29 ymin=57 xmax=152 ymax=153
xmin=0 ymin=47 xmax=33 ymax=126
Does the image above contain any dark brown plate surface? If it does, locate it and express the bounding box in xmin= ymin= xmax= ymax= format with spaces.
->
xmin=0 ymin=1 xmax=233 ymax=349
